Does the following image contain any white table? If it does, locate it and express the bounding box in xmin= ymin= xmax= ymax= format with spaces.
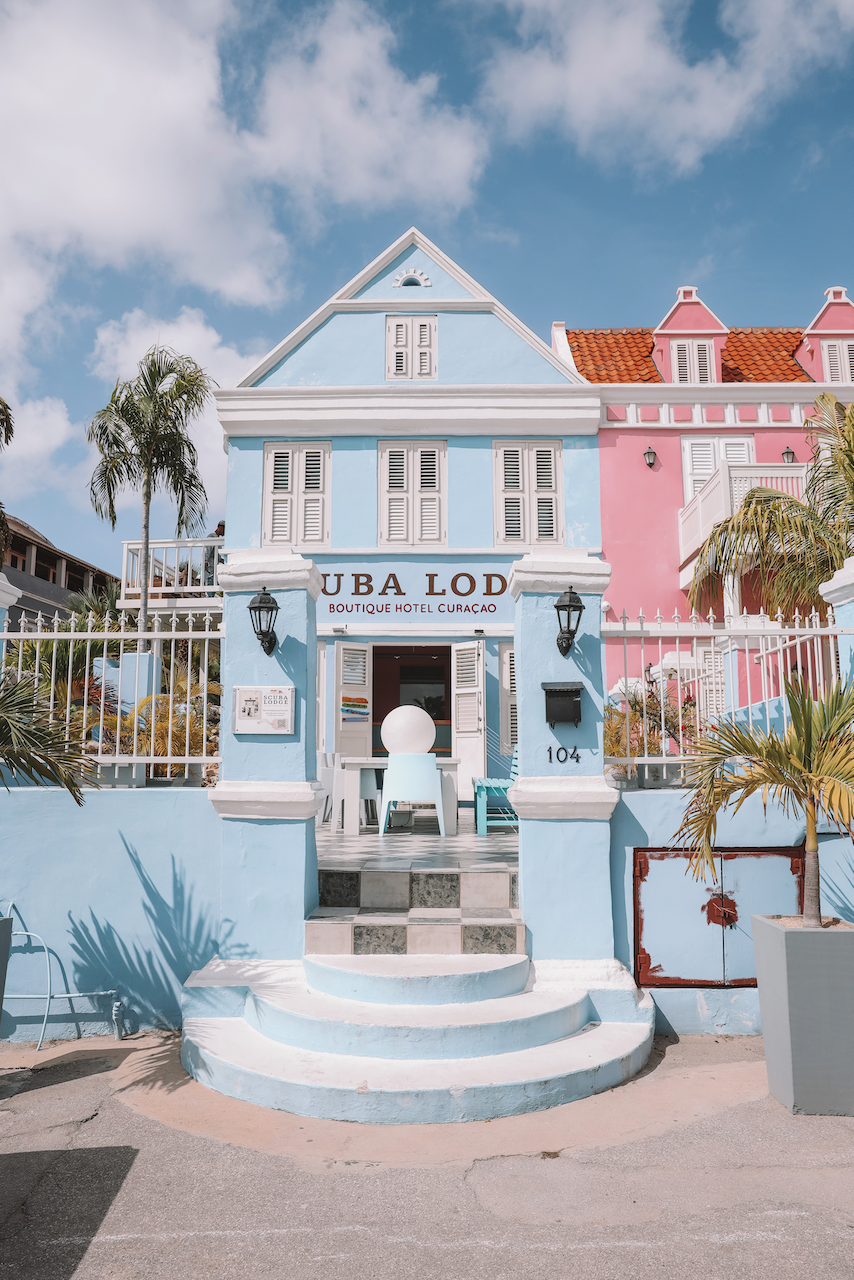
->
xmin=338 ymin=756 xmax=459 ymax=836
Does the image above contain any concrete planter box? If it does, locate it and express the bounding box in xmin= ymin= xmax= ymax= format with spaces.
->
xmin=753 ymin=914 xmax=854 ymax=1115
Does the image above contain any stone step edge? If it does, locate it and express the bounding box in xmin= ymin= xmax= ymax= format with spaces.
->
xmin=305 ymin=918 xmax=526 ymax=956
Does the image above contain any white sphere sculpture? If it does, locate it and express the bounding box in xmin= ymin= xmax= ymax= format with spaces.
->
xmin=381 ymin=705 xmax=436 ymax=754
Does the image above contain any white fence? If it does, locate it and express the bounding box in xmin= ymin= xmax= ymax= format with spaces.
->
xmin=119 ymin=538 xmax=224 ymax=609
xmin=1 ymin=608 xmax=223 ymax=785
xmin=679 ymin=462 xmax=807 ymax=565
xmin=603 ymin=606 xmax=848 ymax=774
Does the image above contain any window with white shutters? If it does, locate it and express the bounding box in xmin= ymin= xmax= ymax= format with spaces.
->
xmin=493 ymin=441 xmax=563 ymax=545
xmin=378 ymin=441 xmax=446 ymax=545
xmin=821 ymin=340 xmax=854 ymax=383
xmin=385 ymin=315 xmax=438 ymax=381
xmin=498 ymin=642 xmax=517 ymax=757
xmin=680 ymin=435 xmax=754 ymax=503
xmin=670 ymin=339 xmax=716 ymax=384
xmin=263 ymin=441 xmax=331 ymax=547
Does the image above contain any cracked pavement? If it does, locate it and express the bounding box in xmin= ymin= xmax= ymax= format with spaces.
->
xmin=1 ymin=1032 xmax=854 ymax=1278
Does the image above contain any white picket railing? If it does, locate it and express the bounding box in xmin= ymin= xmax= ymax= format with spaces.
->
xmin=679 ymin=462 xmax=807 ymax=566
xmin=1 ymin=608 xmax=224 ymax=785
xmin=603 ymin=606 xmax=850 ymax=776
xmin=119 ymin=538 xmax=224 ymax=609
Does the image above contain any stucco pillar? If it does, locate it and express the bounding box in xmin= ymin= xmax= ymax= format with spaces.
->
xmin=208 ymin=548 xmax=324 ymax=959
xmin=0 ymin=573 xmax=21 ymax=629
xmin=507 ymin=548 xmax=619 ymax=960
xmin=820 ymin=558 xmax=854 ymax=678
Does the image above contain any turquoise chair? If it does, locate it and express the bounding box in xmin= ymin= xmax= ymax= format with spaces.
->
xmin=378 ymin=753 xmax=445 ymax=837
xmin=473 ymin=746 xmax=519 ymax=836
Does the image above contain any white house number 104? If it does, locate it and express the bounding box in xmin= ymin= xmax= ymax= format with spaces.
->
xmin=548 ymin=746 xmax=580 ymax=763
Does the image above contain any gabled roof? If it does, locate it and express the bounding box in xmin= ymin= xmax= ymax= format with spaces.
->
xmin=566 ymin=329 xmax=661 ymax=383
xmin=238 ymin=227 xmax=586 ymax=387
xmin=654 ymin=285 xmax=728 ymax=336
xmin=567 ymin=326 xmax=812 ymax=384
xmin=802 ymin=285 xmax=854 ymax=335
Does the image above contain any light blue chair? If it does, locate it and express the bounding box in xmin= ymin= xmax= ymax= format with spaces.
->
xmin=473 ymin=745 xmax=519 ymax=836
xmin=378 ymin=753 xmax=445 ymax=837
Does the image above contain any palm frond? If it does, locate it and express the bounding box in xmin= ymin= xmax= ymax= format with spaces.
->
xmin=0 ymin=396 xmax=13 ymax=449
xmin=0 ymin=674 xmax=99 ymax=803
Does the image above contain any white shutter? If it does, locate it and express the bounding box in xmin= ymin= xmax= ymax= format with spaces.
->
xmin=263 ymin=442 xmax=330 ymax=547
xmin=378 ymin=441 xmax=445 ymax=545
xmin=696 ymin=341 xmax=712 ymax=383
xmin=451 ymin=640 xmax=485 ymax=800
xmin=847 ymin=344 xmax=854 ymax=382
xmin=335 ymin=641 xmax=372 ymax=756
xmin=386 ymin=315 xmax=437 ymax=381
xmin=499 ymin=642 xmax=517 ymax=757
xmin=494 ymin=441 xmax=563 ymax=544
xmin=682 ymin=438 xmax=717 ymax=500
xmin=671 ymin=339 xmax=716 ymax=383
xmin=721 ymin=438 xmax=751 ymax=464
xmin=674 ymin=341 xmax=690 ymax=383
xmin=825 ymin=341 xmax=842 ymax=383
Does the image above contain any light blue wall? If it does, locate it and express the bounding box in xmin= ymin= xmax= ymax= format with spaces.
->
xmin=448 ymin=437 xmax=493 ymax=547
xmin=225 ymin=439 xmax=264 ymax=550
xmin=221 ymin=588 xmax=316 ymax=784
xmin=515 ymin=591 xmax=604 ymax=779
xmin=564 ymin=437 xmax=601 ymax=548
xmin=520 ymin=819 xmax=614 ymax=960
xmin=353 ymin=247 xmax=474 ymax=300
xmin=331 ymin=439 xmax=378 ymax=546
xmin=0 ymin=790 xmax=222 ymax=1041
xmin=219 ymin=819 xmax=316 ymax=962
xmin=254 ymin=311 xmax=570 ymax=388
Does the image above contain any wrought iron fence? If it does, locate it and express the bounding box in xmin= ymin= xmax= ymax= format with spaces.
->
xmin=603 ymin=606 xmax=850 ymax=779
xmin=1 ymin=608 xmax=223 ymax=785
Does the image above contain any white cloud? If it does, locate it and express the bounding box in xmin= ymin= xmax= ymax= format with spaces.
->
xmin=0 ymin=396 xmax=85 ymax=501
xmin=89 ymin=307 xmax=268 ymax=527
xmin=482 ymin=0 xmax=854 ymax=172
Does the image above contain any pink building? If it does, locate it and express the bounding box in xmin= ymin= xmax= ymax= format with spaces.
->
xmin=553 ymin=285 xmax=854 ymax=623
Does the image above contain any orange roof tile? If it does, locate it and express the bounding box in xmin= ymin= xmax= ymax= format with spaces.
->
xmin=721 ymin=328 xmax=811 ymax=383
xmin=566 ymin=329 xmax=661 ymax=383
xmin=567 ymin=325 xmax=812 ymax=384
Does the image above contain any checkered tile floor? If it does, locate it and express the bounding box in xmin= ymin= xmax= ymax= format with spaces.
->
xmin=315 ymin=806 xmax=518 ymax=870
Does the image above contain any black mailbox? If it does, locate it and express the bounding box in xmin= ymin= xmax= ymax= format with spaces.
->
xmin=541 ymin=682 xmax=583 ymax=728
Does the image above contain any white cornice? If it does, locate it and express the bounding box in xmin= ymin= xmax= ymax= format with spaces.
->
xmin=820 ymin=557 xmax=854 ymax=606
xmin=218 ymin=548 xmax=323 ymax=599
xmin=0 ymin=573 xmax=23 ymax=611
xmin=236 ymin=227 xmax=587 ymax=388
xmin=216 ymin=385 xmax=601 ymax=437
xmin=508 ymin=548 xmax=612 ymax=598
xmin=507 ymin=775 xmax=620 ymax=820
xmin=597 ymin=383 xmax=820 ymax=401
xmin=209 ymin=780 xmax=324 ymax=820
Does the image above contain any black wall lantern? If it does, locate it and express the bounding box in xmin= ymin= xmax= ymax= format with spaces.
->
xmin=248 ymin=587 xmax=279 ymax=655
xmin=555 ymin=586 xmax=585 ymax=656
xmin=782 ymin=445 xmax=796 ymax=464
xmin=644 ymin=445 xmax=657 ymax=469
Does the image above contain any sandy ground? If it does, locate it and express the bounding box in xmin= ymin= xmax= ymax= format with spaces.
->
xmin=1 ymin=1031 xmax=853 ymax=1279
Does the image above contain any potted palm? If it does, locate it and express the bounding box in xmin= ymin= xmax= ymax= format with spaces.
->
xmin=674 ymin=675 xmax=854 ymax=1115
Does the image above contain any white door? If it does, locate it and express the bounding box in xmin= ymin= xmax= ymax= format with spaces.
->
xmin=335 ymin=642 xmax=372 ymax=756
xmin=452 ymin=640 xmax=485 ymax=801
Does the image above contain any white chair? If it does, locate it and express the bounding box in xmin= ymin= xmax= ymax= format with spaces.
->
xmin=376 ymin=706 xmax=451 ymax=837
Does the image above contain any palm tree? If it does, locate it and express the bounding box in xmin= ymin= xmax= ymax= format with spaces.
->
xmin=0 ymin=673 xmax=98 ymax=804
xmin=88 ymin=347 xmax=215 ymax=642
xmin=689 ymin=393 xmax=854 ymax=616
xmin=674 ymin=676 xmax=854 ymax=927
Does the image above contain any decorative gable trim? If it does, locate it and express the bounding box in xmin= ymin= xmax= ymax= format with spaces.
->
xmin=237 ymin=227 xmax=587 ymax=388
xmin=653 ymin=285 xmax=729 ymax=337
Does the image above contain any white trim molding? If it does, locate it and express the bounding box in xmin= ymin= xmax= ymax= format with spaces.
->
xmin=208 ymin=779 xmax=325 ymax=820
xmin=218 ymin=548 xmax=324 ymax=599
xmin=820 ymin=557 xmax=854 ymax=607
xmin=507 ymin=774 xmax=620 ymax=821
xmin=216 ymin=385 xmax=602 ymax=438
xmin=0 ymin=573 xmax=23 ymax=611
xmin=508 ymin=547 xmax=612 ymax=598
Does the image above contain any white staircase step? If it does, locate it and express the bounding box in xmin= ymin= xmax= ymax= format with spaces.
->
xmin=302 ymin=953 xmax=531 ymax=1004
xmin=181 ymin=1015 xmax=654 ymax=1123
xmin=244 ymin=980 xmax=591 ymax=1058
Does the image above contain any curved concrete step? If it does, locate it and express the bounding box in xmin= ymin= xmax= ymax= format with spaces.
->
xmin=181 ymin=1015 xmax=654 ymax=1124
xmin=302 ymin=954 xmax=530 ymax=1004
xmin=244 ymin=982 xmax=591 ymax=1059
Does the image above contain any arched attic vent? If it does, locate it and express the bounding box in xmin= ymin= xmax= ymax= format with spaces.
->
xmin=393 ymin=268 xmax=432 ymax=288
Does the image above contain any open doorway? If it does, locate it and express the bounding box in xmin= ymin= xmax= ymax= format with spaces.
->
xmin=372 ymin=645 xmax=451 ymax=756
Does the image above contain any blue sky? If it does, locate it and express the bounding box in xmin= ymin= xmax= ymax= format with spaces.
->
xmin=2 ymin=0 xmax=854 ymax=572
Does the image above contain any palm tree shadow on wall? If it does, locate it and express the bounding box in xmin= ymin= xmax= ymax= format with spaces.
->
xmin=68 ymin=836 xmax=247 ymax=1032
xmin=821 ymin=845 xmax=854 ymax=923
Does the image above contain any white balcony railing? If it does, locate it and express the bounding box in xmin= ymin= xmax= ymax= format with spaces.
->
xmin=120 ymin=538 xmax=224 ymax=609
xmin=678 ymin=463 xmax=807 ymax=568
